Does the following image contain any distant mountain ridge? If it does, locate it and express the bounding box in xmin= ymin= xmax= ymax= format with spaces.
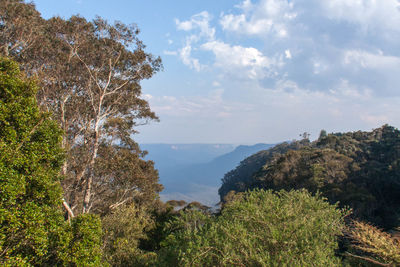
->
xmin=140 ymin=144 xmax=235 ymax=170
xmin=141 ymin=143 xmax=275 ymax=205
xmin=212 ymin=143 xmax=275 ymax=171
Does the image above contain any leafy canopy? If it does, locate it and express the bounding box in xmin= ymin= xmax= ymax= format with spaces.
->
xmin=0 ymin=57 xmax=102 ymax=266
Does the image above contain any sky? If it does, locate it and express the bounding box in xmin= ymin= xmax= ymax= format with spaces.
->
xmin=33 ymin=0 xmax=400 ymax=144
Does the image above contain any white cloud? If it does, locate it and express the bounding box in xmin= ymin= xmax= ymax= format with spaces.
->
xmin=220 ymin=14 xmax=274 ymax=35
xmin=329 ymin=79 xmax=373 ymax=100
xmin=175 ymin=20 xmax=193 ymax=31
xmin=312 ymin=59 xmax=328 ymax=75
xmin=175 ymin=11 xmax=215 ymax=40
xmin=235 ymin=0 xmax=253 ymax=11
xmin=174 ymin=11 xmax=217 ymax=71
xmin=145 ymin=89 xmax=250 ymax=121
xmin=284 ymin=49 xmax=291 ymax=59
xmin=138 ymin=0 xmax=400 ymax=145
xmin=179 ymin=42 xmax=203 ymax=71
xmin=320 ymin=0 xmax=400 ymax=33
xmin=172 ymin=0 xmax=400 ymax=97
xmin=212 ymin=81 xmax=221 ymax=87
xmin=220 ymin=0 xmax=295 ymax=37
xmin=361 ymin=114 xmax=390 ymax=126
xmin=343 ymin=50 xmax=400 ymax=69
xmin=143 ymin=94 xmax=152 ymax=100
xmin=139 ymin=80 xmax=400 ymax=143
xmin=201 ymin=41 xmax=278 ymax=79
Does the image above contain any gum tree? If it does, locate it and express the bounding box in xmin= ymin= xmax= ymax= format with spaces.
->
xmin=0 ymin=1 xmax=163 ymax=216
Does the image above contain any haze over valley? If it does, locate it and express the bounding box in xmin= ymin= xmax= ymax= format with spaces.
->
xmin=141 ymin=143 xmax=275 ymax=205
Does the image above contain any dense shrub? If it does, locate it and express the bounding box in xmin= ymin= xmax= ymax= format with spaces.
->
xmin=102 ymin=203 xmax=158 ymax=266
xmin=157 ymin=189 xmax=348 ymax=266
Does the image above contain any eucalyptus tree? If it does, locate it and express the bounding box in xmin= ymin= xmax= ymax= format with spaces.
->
xmin=0 ymin=0 xmax=44 ymax=58
xmin=0 ymin=0 xmax=163 ymax=216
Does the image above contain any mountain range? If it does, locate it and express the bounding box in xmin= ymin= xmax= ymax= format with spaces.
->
xmin=140 ymin=143 xmax=275 ymax=206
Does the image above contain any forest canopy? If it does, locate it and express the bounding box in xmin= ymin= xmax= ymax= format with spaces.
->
xmin=219 ymin=125 xmax=400 ymax=230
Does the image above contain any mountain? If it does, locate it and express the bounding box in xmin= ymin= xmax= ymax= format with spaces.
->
xmin=218 ymin=125 xmax=400 ymax=229
xmin=141 ymin=143 xmax=275 ymax=206
xmin=218 ymin=141 xmax=307 ymax=200
xmin=140 ymin=144 xmax=235 ymax=170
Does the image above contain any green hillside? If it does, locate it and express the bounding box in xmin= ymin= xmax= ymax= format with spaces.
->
xmin=220 ymin=125 xmax=400 ymax=229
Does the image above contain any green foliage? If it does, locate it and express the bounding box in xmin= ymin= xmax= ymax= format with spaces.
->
xmin=220 ymin=125 xmax=400 ymax=229
xmin=158 ymin=189 xmax=347 ymax=266
xmin=319 ymin=129 xmax=327 ymax=139
xmin=102 ymin=203 xmax=157 ymax=266
xmin=166 ymin=200 xmax=187 ymax=208
xmin=0 ymin=57 xmax=103 ymax=266
xmin=0 ymin=57 xmax=64 ymax=265
xmin=219 ymin=140 xmax=309 ymax=200
xmin=251 ymin=148 xmax=362 ymax=209
xmin=67 ymin=214 xmax=103 ymax=266
xmin=1 ymin=0 xmax=164 ymax=263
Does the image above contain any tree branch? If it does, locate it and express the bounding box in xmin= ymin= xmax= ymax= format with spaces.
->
xmin=345 ymin=252 xmax=391 ymax=267
xmin=62 ymin=198 xmax=75 ymax=219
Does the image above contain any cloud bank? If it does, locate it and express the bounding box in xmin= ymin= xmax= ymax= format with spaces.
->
xmin=170 ymin=0 xmax=400 ymax=97
xmin=138 ymin=0 xmax=400 ymax=144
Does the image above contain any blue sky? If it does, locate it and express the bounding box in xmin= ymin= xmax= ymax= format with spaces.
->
xmin=33 ymin=0 xmax=400 ymax=144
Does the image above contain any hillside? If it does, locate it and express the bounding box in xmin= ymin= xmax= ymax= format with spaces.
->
xmin=219 ymin=125 xmax=400 ymax=229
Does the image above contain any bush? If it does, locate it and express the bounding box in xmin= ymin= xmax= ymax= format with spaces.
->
xmin=158 ymin=189 xmax=348 ymax=266
xmin=102 ymin=203 xmax=157 ymax=266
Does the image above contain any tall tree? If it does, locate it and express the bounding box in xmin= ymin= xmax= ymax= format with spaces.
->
xmin=0 ymin=1 xmax=163 ymax=215
xmin=0 ymin=55 xmax=64 ymax=265
xmin=0 ymin=57 xmax=102 ymax=266
xmin=0 ymin=0 xmax=44 ymax=58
